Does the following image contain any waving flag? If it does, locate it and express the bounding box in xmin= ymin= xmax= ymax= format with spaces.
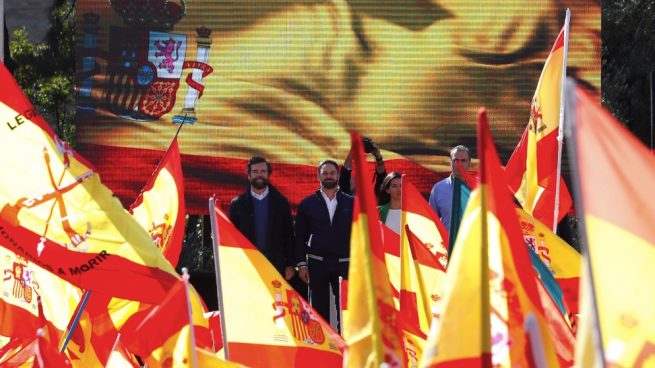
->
xmin=567 ymin=82 xmax=655 ymax=367
xmin=505 ymin=15 xmax=572 ymax=231
xmin=401 ymin=178 xmax=449 ymax=264
xmin=0 ymin=62 xmax=180 ymax=304
xmin=121 ymin=276 xmax=204 ymax=367
xmin=344 ymin=132 xmax=404 ymax=368
xmin=421 ymin=109 xmax=560 ymax=367
xmin=129 ymin=136 xmax=186 ymax=267
xmin=33 ymin=329 xmax=71 ymax=368
xmin=397 ymin=176 xmax=449 ymax=365
xmin=380 ymin=222 xmax=401 ymax=308
xmin=0 ymin=247 xmax=74 ymax=344
xmin=515 ymin=208 xmax=580 ymax=316
xmin=210 ymin=201 xmax=345 ymax=368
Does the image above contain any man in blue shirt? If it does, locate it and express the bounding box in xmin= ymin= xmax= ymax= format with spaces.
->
xmin=429 ymin=145 xmax=471 ymax=232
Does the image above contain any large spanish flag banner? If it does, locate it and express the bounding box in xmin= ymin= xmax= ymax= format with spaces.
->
xmin=568 ymin=83 xmax=655 ymax=367
xmin=421 ymin=109 xmax=560 ymax=367
xmin=344 ymin=132 xmax=404 ymax=368
xmin=210 ymin=202 xmax=345 ymax=368
xmin=505 ymin=15 xmax=573 ymax=231
xmin=0 ymin=63 xmax=179 ymax=304
xmin=129 ymin=136 xmax=186 ymax=267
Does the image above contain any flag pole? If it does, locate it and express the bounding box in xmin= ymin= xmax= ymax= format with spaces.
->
xmin=524 ymin=313 xmax=548 ymax=368
xmin=209 ymin=196 xmax=230 ymax=359
xmin=552 ymin=8 xmax=571 ymax=233
xmin=103 ymin=332 xmax=122 ymax=366
xmin=181 ymin=268 xmax=199 ymax=368
xmin=59 ymin=290 xmax=92 ymax=352
xmin=563 ymin=78 xmax=606 ymax=365
xmin=338 ymin=276 xmax=344 ymax=337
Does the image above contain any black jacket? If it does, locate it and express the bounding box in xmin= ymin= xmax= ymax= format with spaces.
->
xmin=294 ymin=190 xmax=354 ymax=264
xmin=228 ymin=185 xmax=294 ymax=273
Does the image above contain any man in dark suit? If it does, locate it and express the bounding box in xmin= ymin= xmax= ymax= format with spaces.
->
xmin=229 ymin=156 xmax=305 ymax=297
xmin=295 ymin=160 xmax=353 ymax=328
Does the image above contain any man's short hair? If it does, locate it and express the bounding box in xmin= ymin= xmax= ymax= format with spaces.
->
xmin=247 ymin=156 xmax=272 ymax=174
xmin=317 ymin=159 xmax=339 ymax=174
xmin=450 ymin=145 xmax=470 ymax=160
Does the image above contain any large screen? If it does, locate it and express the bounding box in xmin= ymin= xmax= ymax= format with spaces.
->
xmin=75 ymin=0 xmax=600 ymax=213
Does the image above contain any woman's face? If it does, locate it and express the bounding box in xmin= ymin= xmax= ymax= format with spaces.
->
xmin=386 ymin=177 xmax=402 ymax=202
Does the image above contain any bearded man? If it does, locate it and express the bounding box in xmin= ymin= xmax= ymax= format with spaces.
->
xmin=229 ymin=156 xmax=301 ymax=294
xmin=294 ymin=160 xmax=353 ymax=330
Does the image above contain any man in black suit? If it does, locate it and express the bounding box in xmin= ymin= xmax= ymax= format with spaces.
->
xmin=295 ymin=160 xmax=353 ymax=327
xmin=229 ymin=156 xmax=305 ymax=297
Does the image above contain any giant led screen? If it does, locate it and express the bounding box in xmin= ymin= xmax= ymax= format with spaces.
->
xmin=75 ymin=0 xmax=600 ymax=213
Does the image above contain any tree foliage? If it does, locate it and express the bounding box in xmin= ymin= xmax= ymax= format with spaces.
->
xmin=8 ymin=0 xmax=76 ymax=144
xmin=602 ymin=0 xmax=655 ymax=147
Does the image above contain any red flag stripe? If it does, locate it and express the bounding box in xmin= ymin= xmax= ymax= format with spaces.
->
xmin=477 ymin=109 xmax=544 ymax=310
xmin=77 ymin=143 xmax=449 ymax=214
xmin=0 ymin=220 xmax=178 ymax=304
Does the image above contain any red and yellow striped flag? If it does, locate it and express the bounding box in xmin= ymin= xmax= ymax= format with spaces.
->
xmin=505 ymin=21 xmax=572 ymax=230
xmin=344 ymin=132 xmax=404 ymax=368
xmin=129 ymin=136 xmax=186 ymax=267
xmin=569 ymin=84 xmax=655 ymax=367
xmin=421 ymin=109 xmax=561 ymax=367
xmin=0 ymin=62 xmax=179 ymax=304
xmin=515 ymin=207 xmax=581 ymax=316
xmin=211 ymin=203 xmax=345 ymax=367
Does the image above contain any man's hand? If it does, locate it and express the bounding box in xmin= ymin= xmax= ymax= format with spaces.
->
xmin=298 ymin=267 xmax=310 ymax=284
xmin=284 ymin=266 xmax=295 ymax=280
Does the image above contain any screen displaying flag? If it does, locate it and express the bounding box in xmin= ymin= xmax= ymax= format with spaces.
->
xmin=129 ymin=136 xmax=186 ymax=267
xmin=569 ymin=84 xmax=655 ymax=367
xmin=505 ymin=21 xmax=573 ymax=230
xmin=74 ymin=1 xmax=599 ymax=213
xmin=210 ymin=202 xmax=345 ymax=368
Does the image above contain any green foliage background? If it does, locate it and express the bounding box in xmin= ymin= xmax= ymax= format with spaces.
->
xmin=8 ymin=0 xmax=76 ymax=144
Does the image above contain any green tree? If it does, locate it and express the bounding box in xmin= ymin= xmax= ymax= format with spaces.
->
xmin=602 ymin=0 xmax=655 ymax=148
xmin=8 ymin=0 xmax=76 ymax=144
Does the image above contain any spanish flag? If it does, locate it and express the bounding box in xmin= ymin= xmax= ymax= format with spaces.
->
xmin=0 ymin=63 xmax=179 ymax=304
xmin=121 ymin=276 xmax=211 ymax=367
xmin=380 ymin=222 xmax=401 ymax=309
xmin=505 ymin=16 xmax=573 ymax=231
xmin=210 ymin=201 xmax=345 ymax=367
xmin=421 ymin=109 xmax=560 ymax=367
xmin=400 ymin=225 xmax=448 ymax=367
xmin=399 ymin=178 xmax=448 ymax=314
xmin=568 ymin=83 xmax=655 ymax=367
xmin=397 ymin=177 xmax=449 ymax=367
xmin=129 ymin=136 xmax=186 ymax=268
xmin=515 ymin=207 xmax=581 ymax=316
xmin=343 ymin=132 xmax=404 ymax=367
xmin=0 ymin=247 xmax=72 ymax=344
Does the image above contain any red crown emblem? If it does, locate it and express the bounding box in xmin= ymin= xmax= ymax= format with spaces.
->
xmin=196 ymin=26 xmax=212 ymax=38
xmin=109 ymin=0 xmax=186 ymax=30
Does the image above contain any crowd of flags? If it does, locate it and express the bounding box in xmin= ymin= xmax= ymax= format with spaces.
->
xmin=1 ymin=9 xmax=654 ymax=367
